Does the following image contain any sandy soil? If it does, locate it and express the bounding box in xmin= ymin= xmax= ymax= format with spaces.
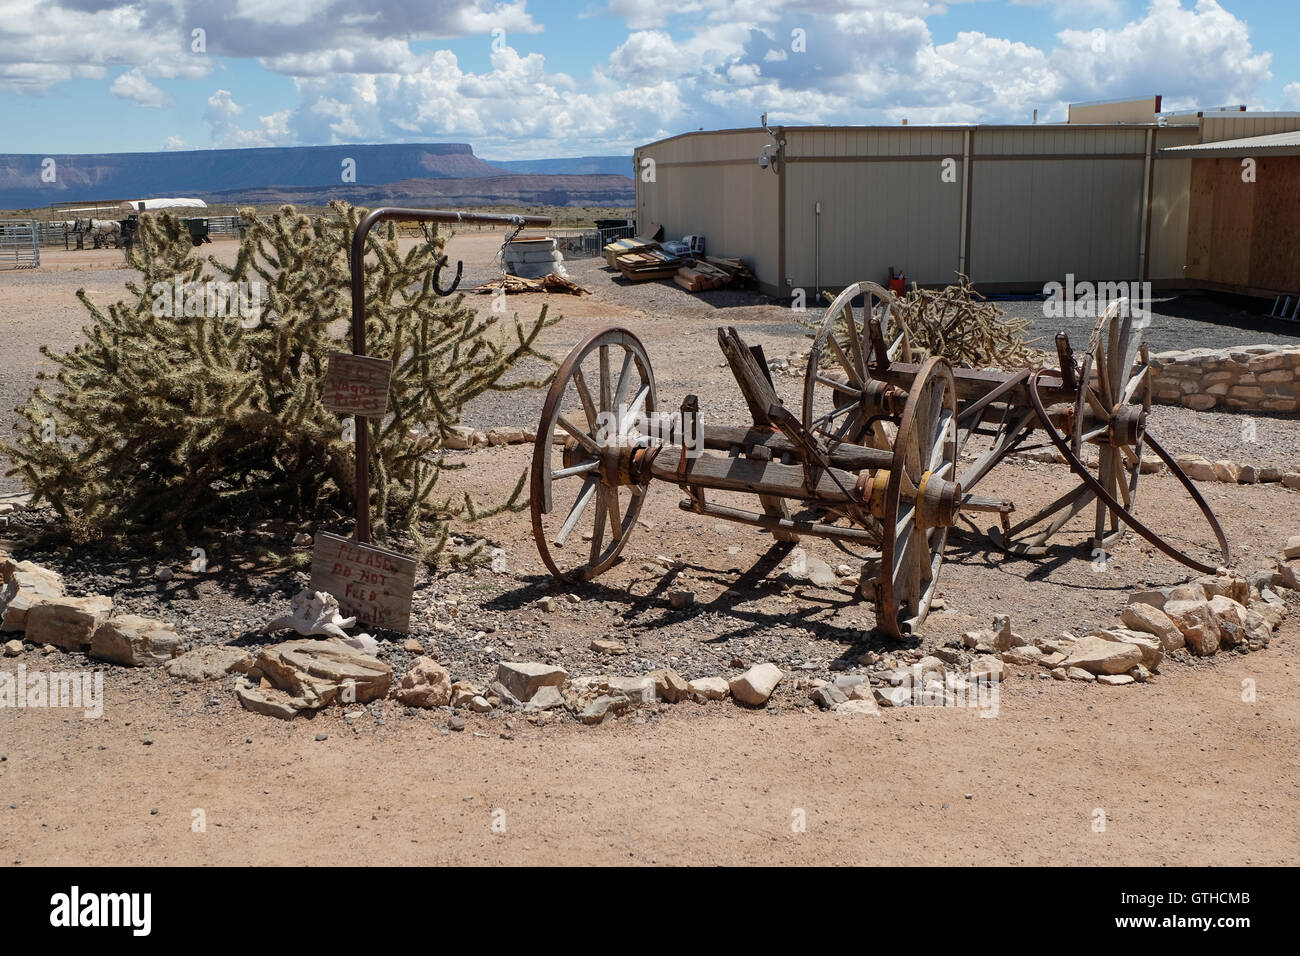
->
xmin=2 ymin=228 xmax=1299 ymax=866
xmin=2 ymin=631 xmax=1296 ymax=866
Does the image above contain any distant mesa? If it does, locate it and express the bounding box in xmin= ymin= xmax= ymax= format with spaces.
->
xmin=0 ymin=142 xmax=632 ymax=210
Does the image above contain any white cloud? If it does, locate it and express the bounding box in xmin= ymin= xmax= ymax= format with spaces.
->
xmin=164 ymin=135 xmax=187 ymax=150
xmin=1284 ymin=82 xmax=1300 ymax=109
xmin=110 ymin=68 xmax=171 ymax=108
xmin=0 ymin=0 xmax=1288 ymax=156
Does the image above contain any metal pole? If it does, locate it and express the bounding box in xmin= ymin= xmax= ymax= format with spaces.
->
xmin=347 ymin=207 xmax=551 ymax=543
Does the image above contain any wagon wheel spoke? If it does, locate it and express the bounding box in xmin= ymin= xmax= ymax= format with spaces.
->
xmin=827 ymin=337 xmax=863 ymax=388
xmin=605 ymin=486 xmax=622 ymax=542
xmin=588 ymin=479 xmax=608 ymax=564
xmin=555 ymin=476 xmax=598 ymax=547
xmin=599 ymin=344 xmax=612 ymax=413
xmin=572 ymin=368 xmax=599 ymax=431
xmin=557 ymin=414 xmax=601 ymax=455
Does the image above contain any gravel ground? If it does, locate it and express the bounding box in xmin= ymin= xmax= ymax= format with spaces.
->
xmin=3 ymin=235 xmax=1299 ymax=712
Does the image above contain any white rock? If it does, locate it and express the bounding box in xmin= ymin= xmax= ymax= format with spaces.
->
xmin=1121 ymin=602 xmax=1184 ymax=650
xmin=689 ymin=676 xmax=730 ymax=701
xmin=729 ymin=663 xmax=784 ymax=706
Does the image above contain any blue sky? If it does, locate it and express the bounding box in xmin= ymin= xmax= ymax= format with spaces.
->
xmin=1 ymin=0 xmax=1296 ymax=158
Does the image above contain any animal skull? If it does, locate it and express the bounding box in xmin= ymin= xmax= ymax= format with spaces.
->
xmin=268 ymin=588 xmax=357 ymax=640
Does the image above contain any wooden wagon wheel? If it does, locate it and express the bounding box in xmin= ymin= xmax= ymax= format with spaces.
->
xmin=802 ymin=281 xmax=908 ymax=450
xmin=992 ymin=299 xmax=1152 ymax=556
xmin=1026 ymin=373 xmax=1230 ymax=574
xmin=530 ymin=328 xmax=656 ymax=581
xmin=876 ymin=356 xmax=958 ymax=639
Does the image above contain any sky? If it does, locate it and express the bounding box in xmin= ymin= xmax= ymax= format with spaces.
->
xmin=0 ymin=0 xmax=1297 ymax=158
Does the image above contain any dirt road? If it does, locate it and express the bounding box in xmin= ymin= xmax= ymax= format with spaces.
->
xmin=2 ymin=630 xmax=1295 ymax=866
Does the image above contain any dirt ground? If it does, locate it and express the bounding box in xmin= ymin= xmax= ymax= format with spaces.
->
xmin=2 ymin=230 xmax=1299 ymax=866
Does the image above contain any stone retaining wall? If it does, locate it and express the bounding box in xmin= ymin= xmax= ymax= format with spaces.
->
xmin=1150 ymin=345 xmax=1300 ymax=413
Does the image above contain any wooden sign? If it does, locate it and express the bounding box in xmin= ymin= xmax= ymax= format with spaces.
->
xmin=311 ymin=532 xmax=417 ymax=633
xmin=322 ymin=353 xmax=393 ymax=416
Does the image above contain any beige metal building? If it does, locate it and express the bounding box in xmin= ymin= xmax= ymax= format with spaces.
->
xmin=634 ymin=98 xmax=1300 ymax=298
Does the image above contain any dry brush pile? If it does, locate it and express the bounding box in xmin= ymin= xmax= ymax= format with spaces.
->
xmin=883 ymin=275 xmax=1041 ymax=370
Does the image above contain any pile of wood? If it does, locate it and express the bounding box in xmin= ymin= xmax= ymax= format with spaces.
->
xmin=612 ymin=247 xmax=684 ymax=281
xmin=674 ymin=256 xmax=757 ymax=293
xmin=674 ymin=259 xmax=730 ymax=291
xmin=472 ymin=273 xmax=589 ymax=296
xmin=603 ymin=236 xmax=661 ymax=268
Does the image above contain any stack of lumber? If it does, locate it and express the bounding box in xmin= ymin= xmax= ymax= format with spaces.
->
xmin=672 ymin=256 xmax=757 ymax=293
xmin=673 ymin=259 xmax=731 ymax=292
xmin=613 ymin=247 xmax=684 ymax=281
xmin=603 ymin=235 xmax=660 ymax=268
xmin=703 ymin=256 xmax=756 ymax=289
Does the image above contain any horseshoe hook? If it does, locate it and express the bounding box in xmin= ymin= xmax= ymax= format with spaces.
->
xmin=432 ymin=253 xmax=463 ymax=296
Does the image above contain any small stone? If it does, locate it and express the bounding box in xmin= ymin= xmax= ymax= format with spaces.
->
xmin=315 ymin=733 xmax=328 ymax=741
xmin=293 ymin=532 xmax=313 ymax=547
xmin=590 ymin=638 xmax=627 ymax=655
xmin=579 ymin=694 xmax=625 ymax=725
xmin=2 ymin=639 xmax=21 ymax=657
xmin=1130 ymin=664 xmax=1151 ymax=683
xmin=811 ymin=684 xmax=848 ymax=709
xmin=468 ymin=695 xmax=493 ymax=713
xmin=668 ymin=590 xmax=695 ymax=609
xmin=495 ymin=661 xmax=568 ymax=702
xmin=1121 ymin=602 xmax=1184 ymax=650
xmin=394 ymin=656 xmax=453 ymax=708
xmin=165 ymin=645 xmax=258 ymax=683
xmin=1097 ymin=674 xmax=1134 ymax=686
xmin=537 ymin=596 xmax=556 ymax=612
xmin=1163 ymin=599 xmax=1220 ymax=656
xmin=524 ymin=685 xmax=565 ymax=711
xmin=154 ymin=567 xmax=174 ymax=582
xmin=403 ymin=638 xmax=423 ymax=653
xmin=448 ymin=715 xmax=466 ymax=731
xmin=1284 ymin=536 xmax=1300 ymax=560
xmin=688 ymin=677 xmax=729 ymax=701
xmin=649 ymin=668 xmax=690 ymax=703
xmin=1051 ymin=667 xmax=1068 ymax=681
xmin=729 ymin=662 xmax=783 ymax=706
xmin=968 ymin=656 xmax=1005 ymax=682
xmin=90 ymin=614 xmax=181 ymax=666
xmin=835 ymin=698 xmax=879 ymax=715
xmin=1066 ymin=667 xmax=1095 ymax=682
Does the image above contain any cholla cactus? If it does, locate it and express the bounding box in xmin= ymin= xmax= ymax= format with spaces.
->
xmin=3 ymin=202 xmax=558 ymax=559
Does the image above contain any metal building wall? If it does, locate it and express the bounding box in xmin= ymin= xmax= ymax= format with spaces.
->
xmin=633 ymin=130 xmax=781 ymax=293
xmin=1148 ymin=126 xmax=1199 ymax=282
xmin=1201 ymin=114 xmax=1300 ymax=143
xmin=968 ymin=126 xmax=1148 ymax=285
xmin=781 ymin=127 xmax=966 ymax=293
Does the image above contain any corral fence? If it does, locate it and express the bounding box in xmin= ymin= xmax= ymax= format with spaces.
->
xmin=35 ymin=220 xmax=69 ymax=246
xmin=597 ymin=224 xmax=636 ymax=246
xmin=0 ymin=219 xmax=39 ymax=269
xmin=550 ymin=228 xmax=602 ymax=259
xmin=206 ymin=215 xmax=245 ymax=238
